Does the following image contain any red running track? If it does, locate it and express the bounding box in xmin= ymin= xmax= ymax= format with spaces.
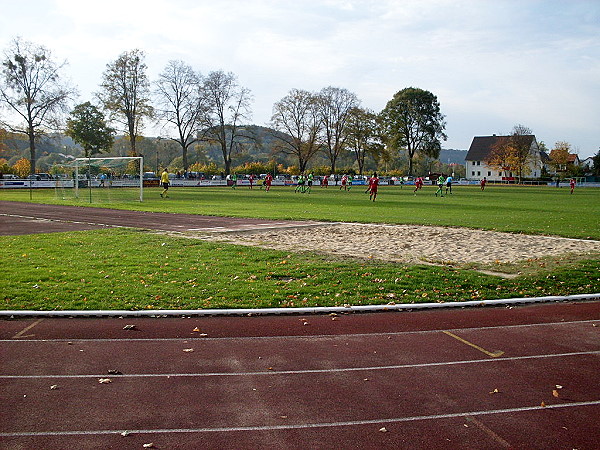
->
xmin=1 ymin=301 xmax=600 ymax=449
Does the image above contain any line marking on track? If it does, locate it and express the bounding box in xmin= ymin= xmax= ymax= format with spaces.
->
xmin=1 ymin=400 xmax=599 ymax=437
xmin=11 ymin=319 xmax=44 ymax=339
xmin=0 ymin=318 xmax=597 ymax=344
xmin=465 ymin=416 xmax=511 ymax=448
xmin=443 ymin=330 xmax=504 ymax=357
xmin=2 ymin=350 xmax=598 ymax=379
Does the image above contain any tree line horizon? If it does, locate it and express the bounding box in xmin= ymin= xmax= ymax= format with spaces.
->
xmin=2 ymin=37 xmax=592 ymax=179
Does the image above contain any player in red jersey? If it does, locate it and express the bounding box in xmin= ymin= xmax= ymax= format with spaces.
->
xmin=340 ymin=174 xmax=348 ymax=191
xmin=368 ymin=172 xmax=379 ymax=202
xmin=264 ymin=173 xmax=273 ymax=192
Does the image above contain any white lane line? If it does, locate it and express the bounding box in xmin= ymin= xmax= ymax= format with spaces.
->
xmin=1 ymin=318 xmax=597 ymax=343
xmin=2 ymin=400 xmax=599 ymax=437
xmin=2 ymin=350 xmax=598 ymax=379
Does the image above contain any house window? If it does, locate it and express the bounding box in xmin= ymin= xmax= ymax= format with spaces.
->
xmin=477 ymin=171 xmax=481 ymax=176
xmin=488 ymin=171 xmax=491 ymax=176
xmin=471 ymin=171 xmax=475 ymax=176
xmin=477 ymin=161 xmax=481 ymax=166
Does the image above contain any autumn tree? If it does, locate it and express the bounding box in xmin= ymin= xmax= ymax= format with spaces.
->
xmin=346 ymin=107 xmax=383 ymax=175
xmin=65 ymin=102 xmax=114 ymax=158
xmin=201 ymin=70 xmax=253 ymax=175
xmin=154 ymin=60 xmax=207 ymax=172
xmin=270 ymin=89 xmax=323 ymax=173
xmin=317 ymin=86 xmax=359 ymax=174
xmin=97 ymin=49 xmax=153 ymax=156
xmin=12 ymin=157 xmax=30 ymax=177
xmin=0 ymin=37 xmax=76 ymax=174
xmin=380 ymin=87 xmax=446 ymax=176
xmin=548 ymin=141 xmax=571 ymax=174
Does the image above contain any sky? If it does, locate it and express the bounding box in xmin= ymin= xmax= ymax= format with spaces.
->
xmin=1 ymin=0 xmax=598 ymax=157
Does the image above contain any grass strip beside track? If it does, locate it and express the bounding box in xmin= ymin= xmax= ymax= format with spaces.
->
xmin=2 ymin=229 xmax=599 ymax=311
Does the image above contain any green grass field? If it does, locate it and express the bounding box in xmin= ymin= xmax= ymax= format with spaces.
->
xmin=1 ymin=184 xmax=599 ymax=311
xmin=4 ymin=183 xmax=600 ymax=238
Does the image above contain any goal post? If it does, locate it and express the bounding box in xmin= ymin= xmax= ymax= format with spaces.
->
xmin=71 ymin=156 xmax=144 ymax=202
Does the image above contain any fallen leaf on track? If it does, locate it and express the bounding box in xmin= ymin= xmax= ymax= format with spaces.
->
xmin=98 ymin=378 xmax=111 ymax=384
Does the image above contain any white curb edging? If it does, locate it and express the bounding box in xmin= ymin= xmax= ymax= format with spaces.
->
xmin=1 ymin=293 xmax=599 ymax=318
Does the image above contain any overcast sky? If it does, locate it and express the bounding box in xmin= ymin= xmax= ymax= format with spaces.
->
xmin=1 ymin=0 xmax=598 ymax=157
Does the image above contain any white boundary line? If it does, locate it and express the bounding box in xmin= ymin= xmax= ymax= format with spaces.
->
xmin=2 ymin=400 xmax=599 ymax=437
xmin=1 ymin=318 xmax=598 ymax=343
xmin=2 ymin=351 xmax=599 ymax=380
xmin=2 ymin=293 xmax=599 ymax=317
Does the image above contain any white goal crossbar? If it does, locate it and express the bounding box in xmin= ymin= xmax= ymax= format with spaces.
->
xmin=73 ymin=156 xmax=144 ymax=202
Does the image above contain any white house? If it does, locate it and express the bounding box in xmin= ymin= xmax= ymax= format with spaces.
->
xmin=465 ymin=134 xmax=546 ymax=181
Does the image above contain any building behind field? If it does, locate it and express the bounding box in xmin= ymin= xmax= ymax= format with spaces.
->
xmin=465 ymin=134 xmax=546 ymax=181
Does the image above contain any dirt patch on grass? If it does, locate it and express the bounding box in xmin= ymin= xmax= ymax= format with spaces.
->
xmin=183 ymin=222 xmax=600 ymax=274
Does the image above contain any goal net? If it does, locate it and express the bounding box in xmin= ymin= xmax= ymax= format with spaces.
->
xmin=55 ymin=156 xmax=144 ymax=203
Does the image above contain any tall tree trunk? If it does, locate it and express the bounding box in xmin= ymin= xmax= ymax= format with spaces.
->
xmin=28 ymin=130 xmax=36 ymax=175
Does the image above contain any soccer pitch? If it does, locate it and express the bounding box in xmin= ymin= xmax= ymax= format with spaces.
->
xmin=1 ymin=184 xmax=599 ymax=311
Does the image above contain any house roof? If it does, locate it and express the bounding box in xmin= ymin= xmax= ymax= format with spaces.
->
xmin=465 ymin=135 xmax=536 ymax=161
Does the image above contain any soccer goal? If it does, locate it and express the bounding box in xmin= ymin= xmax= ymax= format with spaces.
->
xmin=56 ymin=156 xmax=144 ymax=203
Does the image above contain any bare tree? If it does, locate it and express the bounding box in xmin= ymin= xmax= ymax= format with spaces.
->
xmin=202 ymin=71 xmax=252 ymax=175
xmin=0 ymin=37 xmax=76 ymax=174
xmin=97 ymin=49 xmax=153 ymax=157
xmin=154 ymin=60 xmax=207 ymax=172
xmin=270 ymin=88 xmax=322 ymax=173
xmin=317 ymin=86 xmax=359 ymax=174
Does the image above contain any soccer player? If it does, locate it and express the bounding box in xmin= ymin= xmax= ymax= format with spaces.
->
xmin=368 ymin=172 xmax=379 ymax=201
xmin=445 ymin=175 xmax=453 ymax=195
xmin=413 ymin=176 xmax=423 ymax=194
xmin=160 ymin=169 xmax=170 ymax=198
xmin=306 ymin=172 xmax=314 ymax=193
xmin=264 ymin=173 xmax=273 ymax=192
xmin=435 ymin=174 xmax=445 ymax=197
xmin=570 ymin=178 xmax=576 ymax=194
xmin=295 ymin=173 xmax=305 ymax=193
xmin=340 ymin=174 xmax=348 ymax=191
xmin=480 ymin=177 xmax=487 ymax=191
xmin=249 ymin=174 xmax=254 ymax=189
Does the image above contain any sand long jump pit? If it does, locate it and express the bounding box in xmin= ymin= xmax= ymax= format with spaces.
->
xmin=181 ymin=222 xmax=600 ymax=277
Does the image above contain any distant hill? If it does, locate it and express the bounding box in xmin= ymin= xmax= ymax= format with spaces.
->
xmin=440 ymin=149 xmax=467 ymax=165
